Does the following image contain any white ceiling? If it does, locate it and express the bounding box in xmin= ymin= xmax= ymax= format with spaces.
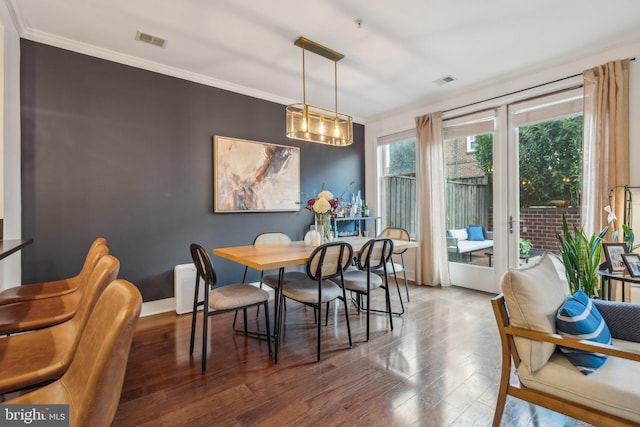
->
xmin=7 ymin=0 xmax=640 ymax=121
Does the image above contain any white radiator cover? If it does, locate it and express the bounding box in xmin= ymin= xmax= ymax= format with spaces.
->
xmin=174 ymin=263 xmax=204 ymax=314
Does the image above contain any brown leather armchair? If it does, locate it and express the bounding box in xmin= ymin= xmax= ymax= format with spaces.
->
xmin=4 ymin=279 xmax=142 ymax=427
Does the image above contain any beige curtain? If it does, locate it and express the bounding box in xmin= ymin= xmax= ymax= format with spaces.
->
xmin=415 ymin=112 xmax=450 ymax=287
xmin=582 ymin=59 xmax=630 ymax=236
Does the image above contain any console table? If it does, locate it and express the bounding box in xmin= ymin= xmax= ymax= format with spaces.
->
xmin=596 ymin=269 xmax=640 ymax=302
xmin=0 ymin=239 xmax=33 ymax=261
xmin=331 ymin=216 xmax=380 ymax=237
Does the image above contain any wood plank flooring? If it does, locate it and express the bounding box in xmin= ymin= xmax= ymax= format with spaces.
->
xmin=113 ymin=283 xmax=590 ymax=427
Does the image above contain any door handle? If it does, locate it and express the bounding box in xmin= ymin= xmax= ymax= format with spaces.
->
xmin=508 ymin=216 xmax=524 ymax=234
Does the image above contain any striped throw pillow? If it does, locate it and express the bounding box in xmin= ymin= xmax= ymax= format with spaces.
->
xmin=556 ymin=290 xmax=612 ymax=375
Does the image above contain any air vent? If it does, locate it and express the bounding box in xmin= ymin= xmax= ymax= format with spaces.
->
xmin=433 ymin=75 xmax=456 ymax=86
xmin=135 ymin=30 xmax=167 ymax=48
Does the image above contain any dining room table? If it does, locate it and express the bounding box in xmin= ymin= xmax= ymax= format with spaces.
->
xmin=212 ymin=236 xmax=419 ymax=361
xmin=213 ymin=236 xmax=418 ymax=277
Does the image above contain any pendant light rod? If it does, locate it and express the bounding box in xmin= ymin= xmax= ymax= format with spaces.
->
xmin=302 ymin=45 xmax=306 ymax=105
xmin=334 ymin=60 xmax=338 ymax=117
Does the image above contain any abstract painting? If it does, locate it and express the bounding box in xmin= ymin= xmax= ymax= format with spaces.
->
xmin=213 ymin=136 xmax=300 ymax=212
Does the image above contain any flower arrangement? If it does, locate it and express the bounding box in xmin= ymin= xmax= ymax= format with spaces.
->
xmin=305 ymin=190 xmax=339 ymax=216
xmin=301 ymin=182 xmax=354 ymax=243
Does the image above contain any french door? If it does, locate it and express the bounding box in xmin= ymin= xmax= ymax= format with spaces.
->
xmin=444 ymin=86 xmax=583 ymax=292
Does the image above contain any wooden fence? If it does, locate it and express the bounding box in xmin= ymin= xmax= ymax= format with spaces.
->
xmin=384 ymin=175 xmax=416 ymax=235
xmin=446 ymin=176 xmax=491 ymax=229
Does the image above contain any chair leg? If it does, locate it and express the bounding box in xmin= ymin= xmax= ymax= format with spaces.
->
xmin=390 ymin=264 xmax=405 ymax=315
xmin=316 ymin=302 xmax=322 ymax=362
xmin=263 ymin=301 xmax=273 ymax=357
xmin=325 ymin=302 xmax=330 ymax=326
xmin=201 ymin=309 xmax=208 ymax=373
xmin=189 ymin=280 xmax=200 ymax=355
xmin=385 ymin=279 xmax=394 ymax=332
xmin=343 ymin=295 xmax=352 ymax=348
xmin=400 ymin=254 xmax=410 ymax=302
xmin=274 ymin=289 xmax=285 ymax=364
xmin=493 ymin=343 xmax=512 ymax=426
xmin=243 ymin=308 xmax=248 ymax=335
xmin=366 ymin=290 xmax=371 ymax=341
xmin=232 ymin=310 xmax=239 ymax=330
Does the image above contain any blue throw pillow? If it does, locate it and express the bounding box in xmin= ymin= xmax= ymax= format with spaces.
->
xmin=466 ymin=225 xmax=485 ymax=241
xmin=556 ymin=290 xmax=612 ymax=375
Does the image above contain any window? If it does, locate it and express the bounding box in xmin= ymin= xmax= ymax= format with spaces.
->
xmin=466 ymin=136 xmax=477 ymax=153
xmin=377 ymin=132 xmax=416 ymax=237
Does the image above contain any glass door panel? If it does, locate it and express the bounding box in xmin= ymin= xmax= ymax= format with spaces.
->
xmin=443 ymin=110 xmax=497 ymax=292
xmin=507 ymin=88 xmax=583 ymax=268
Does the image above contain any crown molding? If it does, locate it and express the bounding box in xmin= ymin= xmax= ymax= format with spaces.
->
xmin=18 ymin=27 xmax=296 ymax=108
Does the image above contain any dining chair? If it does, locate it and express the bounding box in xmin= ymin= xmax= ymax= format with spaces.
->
xmin=235 ymin=232 xmax=305 ymax=331
xmin=0 ymin=242 xmax=110 ymax=335
xmin=342 ymin=238 xmax=394 ymax=341
xmin=189 ymin=243 xmax=272 ymax=373
xmin=373 ymin=227 xmax=411 ymax=307
xmin=0 ymin=254 xmax=120 ymax=394
xmin=0 ymin=237 xmax=107 ymax=306
xmin=4 ymin=279 xmax=142 ymax=427
xmin=275 ymin=241 xmax=353 ymax=363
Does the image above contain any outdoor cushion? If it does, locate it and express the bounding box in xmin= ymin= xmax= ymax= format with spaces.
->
xmin=502 ymin=253 xmax=569 ymax=372
xmin=448 ymin=229 xmax=468 ymax=241
xmin=556 ymin=290 xmax=612 ymax=375
xmin=466 ymin=225 xmax=485 ymax=241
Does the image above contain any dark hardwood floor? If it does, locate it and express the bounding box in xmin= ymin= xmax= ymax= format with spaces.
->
xmin=113 ymin=282 xmax=589 ymax=427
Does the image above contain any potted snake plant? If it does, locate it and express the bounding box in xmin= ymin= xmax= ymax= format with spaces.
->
xmin=556 ymin=215 xmax=608 ymax=297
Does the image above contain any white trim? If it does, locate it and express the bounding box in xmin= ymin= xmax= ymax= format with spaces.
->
xmin=141 ymin=297 xmax=176 ymax=317
xmin=19 ymin=27 xmax=296 ymax=109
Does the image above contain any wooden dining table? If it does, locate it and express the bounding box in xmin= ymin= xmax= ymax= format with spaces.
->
xmin=213 ymin=236 xmax=418 ymax=273
xmin=213 ymin=236 xmax=419 ymax=363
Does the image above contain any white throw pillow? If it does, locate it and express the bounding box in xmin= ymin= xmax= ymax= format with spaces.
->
xmin=449 ymin=229 xmax=468 ymax=241
xmin=502 ymin=253 xmax=569 ymax=373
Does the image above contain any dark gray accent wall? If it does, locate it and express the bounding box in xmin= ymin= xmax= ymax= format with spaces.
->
xmin=20 ymin=40 xmax=364 ymax=301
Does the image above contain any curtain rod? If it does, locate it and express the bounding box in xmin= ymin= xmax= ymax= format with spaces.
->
xmin=443 ymin=57 xmax=636 ymax=114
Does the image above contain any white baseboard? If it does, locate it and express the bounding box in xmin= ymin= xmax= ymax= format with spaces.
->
xmin=141 ymin=297 xmax=176 ymax=317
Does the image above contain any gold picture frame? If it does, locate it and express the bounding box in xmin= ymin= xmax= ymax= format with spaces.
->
xmin=213 ymin=136 xmax=300 ymax=212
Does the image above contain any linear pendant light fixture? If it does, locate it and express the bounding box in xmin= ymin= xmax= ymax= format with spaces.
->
xmin=286 ymin=37 xmax=353 ymax=146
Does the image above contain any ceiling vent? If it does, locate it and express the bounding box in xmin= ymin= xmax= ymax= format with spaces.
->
xmin=135 ymin=30 xmax=167 ymax=48
xmin=433 ymin=75 xmax=456 ymax=86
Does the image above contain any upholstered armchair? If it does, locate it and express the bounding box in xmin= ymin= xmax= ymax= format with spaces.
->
xmin=492 ymin=254 xmax=640 ymax=426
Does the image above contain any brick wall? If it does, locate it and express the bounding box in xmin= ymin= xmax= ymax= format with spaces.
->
xmin=487 ymin=207 xmax=581 ymax=252
xmin=445 ymin=137 xmax=485 ymax=179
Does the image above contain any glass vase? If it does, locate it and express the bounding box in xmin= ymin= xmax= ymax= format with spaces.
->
xmin=315 ymin=213 xmax=332 ymax=244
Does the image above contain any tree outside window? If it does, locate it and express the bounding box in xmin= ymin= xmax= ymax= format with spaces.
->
xmin=474 ymin=116 xmax=582 ymax=208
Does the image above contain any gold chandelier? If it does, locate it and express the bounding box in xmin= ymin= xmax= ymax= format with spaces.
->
xmin=286 ymin=37 xmax=353 ymax=147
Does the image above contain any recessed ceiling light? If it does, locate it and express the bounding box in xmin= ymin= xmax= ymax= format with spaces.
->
xmin=433 ymin=75 xmax=456 ymax=86
xmin=135 ymin=30 xmax=167 ymax=48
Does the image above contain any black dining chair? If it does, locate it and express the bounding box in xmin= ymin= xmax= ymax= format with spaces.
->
xmin=189 ymin=243 xmax=272 ymax=373
xmin=234 ymin=232 xmax=306 ymax=332
xmin=342 ymin=238 xmax=394 ymax=341
xmin=373 ymin=227 xmax=411 ymax=307
xmin=275 ymin=241 xmax=353 ymax=363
